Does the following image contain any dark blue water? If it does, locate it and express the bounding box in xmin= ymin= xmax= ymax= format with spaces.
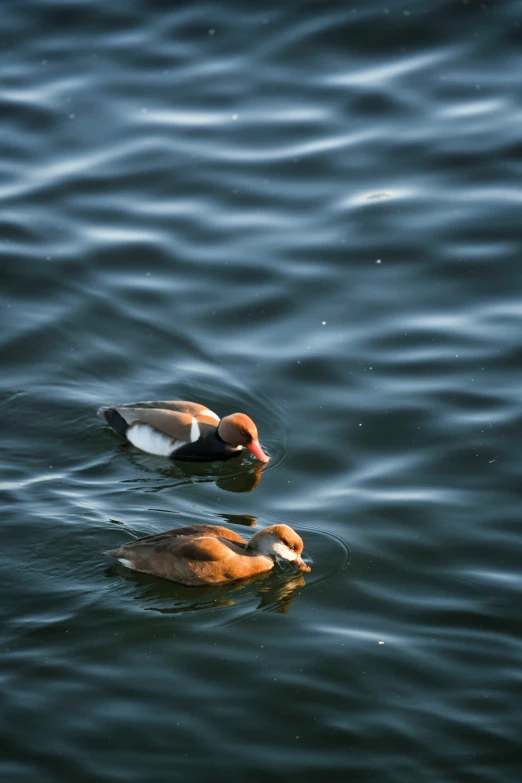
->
xmin=2 ymin=1 xmax=522 ymax=780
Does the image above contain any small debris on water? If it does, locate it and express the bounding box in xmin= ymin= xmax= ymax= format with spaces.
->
xmin=376 ymin=258 xmax=382 ymax=264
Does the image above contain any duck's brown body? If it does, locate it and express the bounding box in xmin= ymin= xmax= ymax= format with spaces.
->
xmin=97 ymin=400 xmax=269 ymax=462
xmin=104 ymin=524 xmax=310 ymax=586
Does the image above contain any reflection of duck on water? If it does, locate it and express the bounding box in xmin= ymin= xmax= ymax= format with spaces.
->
xmin=105 ymin=453 xmax=266 ymax=494
xmin=173 ymin=462 xmax=265 ymax=493
xmin=218 ymin=513 xmax=257 ymax=527
xmin=104 ymin=523 xmax=310 ymax=586
xmin=105 ymin=563 xmax=306 ymax=616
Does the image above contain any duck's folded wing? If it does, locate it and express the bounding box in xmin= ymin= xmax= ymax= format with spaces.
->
xmin=171 ymin=537 xmax=233 ymax=562
xmin=152 ymin=401 xmax=220 ymax=423
xmin=98 ymin=401 xmax=220 ymax=439
xmin=107 ymin=535 xmax=233 ymax=565
xmin=104 ymin=400 xmax=219 ymax=420
xmin=111 ymin=525 xmax=248 ymax=549
xmin=160 ymin=525 xmax=248 ymax=545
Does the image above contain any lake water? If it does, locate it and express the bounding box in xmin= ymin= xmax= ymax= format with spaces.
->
xmin=2 ymin=1 xmax=522 ymax=781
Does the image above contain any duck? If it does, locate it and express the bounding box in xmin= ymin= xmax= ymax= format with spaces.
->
xmin=103 ymin=523 xmax=310 ymax=586
xmin=97 ymin=400 xmax=270 ymax=463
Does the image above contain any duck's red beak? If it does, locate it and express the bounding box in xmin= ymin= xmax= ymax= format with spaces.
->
xmin=247 ymin=440 xmax=270 ymax=463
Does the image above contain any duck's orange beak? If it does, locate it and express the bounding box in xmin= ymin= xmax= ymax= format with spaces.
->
xmin=295 ymin=556 xmax=311 ymax=573
xmin=247 ymin=440 xmax=270 ymax=463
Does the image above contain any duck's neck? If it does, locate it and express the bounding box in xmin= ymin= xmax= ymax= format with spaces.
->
xmin=246 ymin=533 xmax=274 ymax=558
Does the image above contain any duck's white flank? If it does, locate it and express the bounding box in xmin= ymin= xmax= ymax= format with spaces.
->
xmin=127 ymin=423 xmax=176 ymax=456
xmin=118 ymin=558 xmax=134 ymax=569
xmin=200 ymin=409 xmax=220 ymax=421
xmin=190 ymin=417 xmax=200 ymax=442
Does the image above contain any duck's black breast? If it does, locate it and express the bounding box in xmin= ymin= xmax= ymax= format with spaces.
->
xmin=172 ymin=428 xmax=241 ymax=462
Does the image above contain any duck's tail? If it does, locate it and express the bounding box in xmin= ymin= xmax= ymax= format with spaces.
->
xmin=97 ymin=406 xmax=129 ymax=437
xmin=102 ymin=549 xmax=120 ymax=559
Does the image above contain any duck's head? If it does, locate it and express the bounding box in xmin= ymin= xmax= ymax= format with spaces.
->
xmin=247 ymin=524 xmax=311 ymax=572
xmin=218 ymin=413 xmax=270 ymax=463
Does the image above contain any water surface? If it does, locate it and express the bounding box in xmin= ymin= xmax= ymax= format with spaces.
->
xmin=2 ymin=1 xmax=522 ymax=781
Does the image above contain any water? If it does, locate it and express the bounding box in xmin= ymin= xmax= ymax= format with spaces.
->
xmin=2 ymin=0 xmax=522 ymax=780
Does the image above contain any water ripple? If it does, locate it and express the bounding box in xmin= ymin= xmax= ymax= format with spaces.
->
xmin=2 ymin=0 xmax=522 ymax=780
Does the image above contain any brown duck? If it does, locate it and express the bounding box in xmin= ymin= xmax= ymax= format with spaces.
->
xmin=104 ymin=523 xmax=310 ymax=586
xmin=97 ymin=400 xmax=270 ymax=462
